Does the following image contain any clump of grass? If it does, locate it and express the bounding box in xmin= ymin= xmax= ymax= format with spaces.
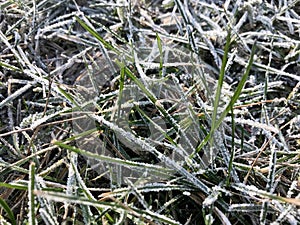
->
xmin=0 ymin=0 xmax=300 ymax=224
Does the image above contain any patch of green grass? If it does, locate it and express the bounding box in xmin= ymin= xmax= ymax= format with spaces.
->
xmin=0 ymin=0 xmax=299 ymax=224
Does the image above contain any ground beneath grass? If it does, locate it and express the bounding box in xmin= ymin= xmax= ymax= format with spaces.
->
xmin=0 ymin=0 xmax=300 ymax=224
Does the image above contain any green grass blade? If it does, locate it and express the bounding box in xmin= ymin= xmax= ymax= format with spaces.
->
xmin=134 ymin=105 xmax=177 ymax=146
xmin=118 ymin=62 xmax=157 ymax=103
xmin=0 ymin=198 xmax=16 ymax=225
xmin=156 ymin=33 xmax=163 ymax=77
xmin=28 ymin=162 xmax=36 ymax=225
xmin=54 ymin=141 xmax=173 ymax=178
xmin=57 ymin=86 xmax=80 ymax=108
xmin=115 ymin=61 xmax=180 ymax=134
xmin=211 ymin=30 xmax=231 ymax=135
xmin=0 ymin=182 xmax=28 ymax=191
xmin=0 ymin=61 xmax=22 ymax=72
xmin=215 ymin=42 xmax=256 ymax=128
xmin=193 ymin=41 xmax=257 ymax=157
xmin=0 ymin=0 xmax=14 ymax=10
xmin=75 ymin=16 xmax=120 ymax=54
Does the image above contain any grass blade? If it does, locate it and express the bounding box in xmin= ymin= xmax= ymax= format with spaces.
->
xmin=75 ymin=16 xmax=121 ymax=54
xmin=156 ymin=33 xmax=163 ymax=77
xmin=211 ymin=30 xmax=231 ymax=133
xmin=0 ymin=198 xmax=16 ymax=225
xmin=193 ymin=41 xmax=257 ymax=156
xmin=28 ymin=162 xmax=36 ymax=225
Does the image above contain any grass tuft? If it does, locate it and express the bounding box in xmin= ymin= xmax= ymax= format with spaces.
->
xmin=0 ymin=0 xmax=299 ymax=224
